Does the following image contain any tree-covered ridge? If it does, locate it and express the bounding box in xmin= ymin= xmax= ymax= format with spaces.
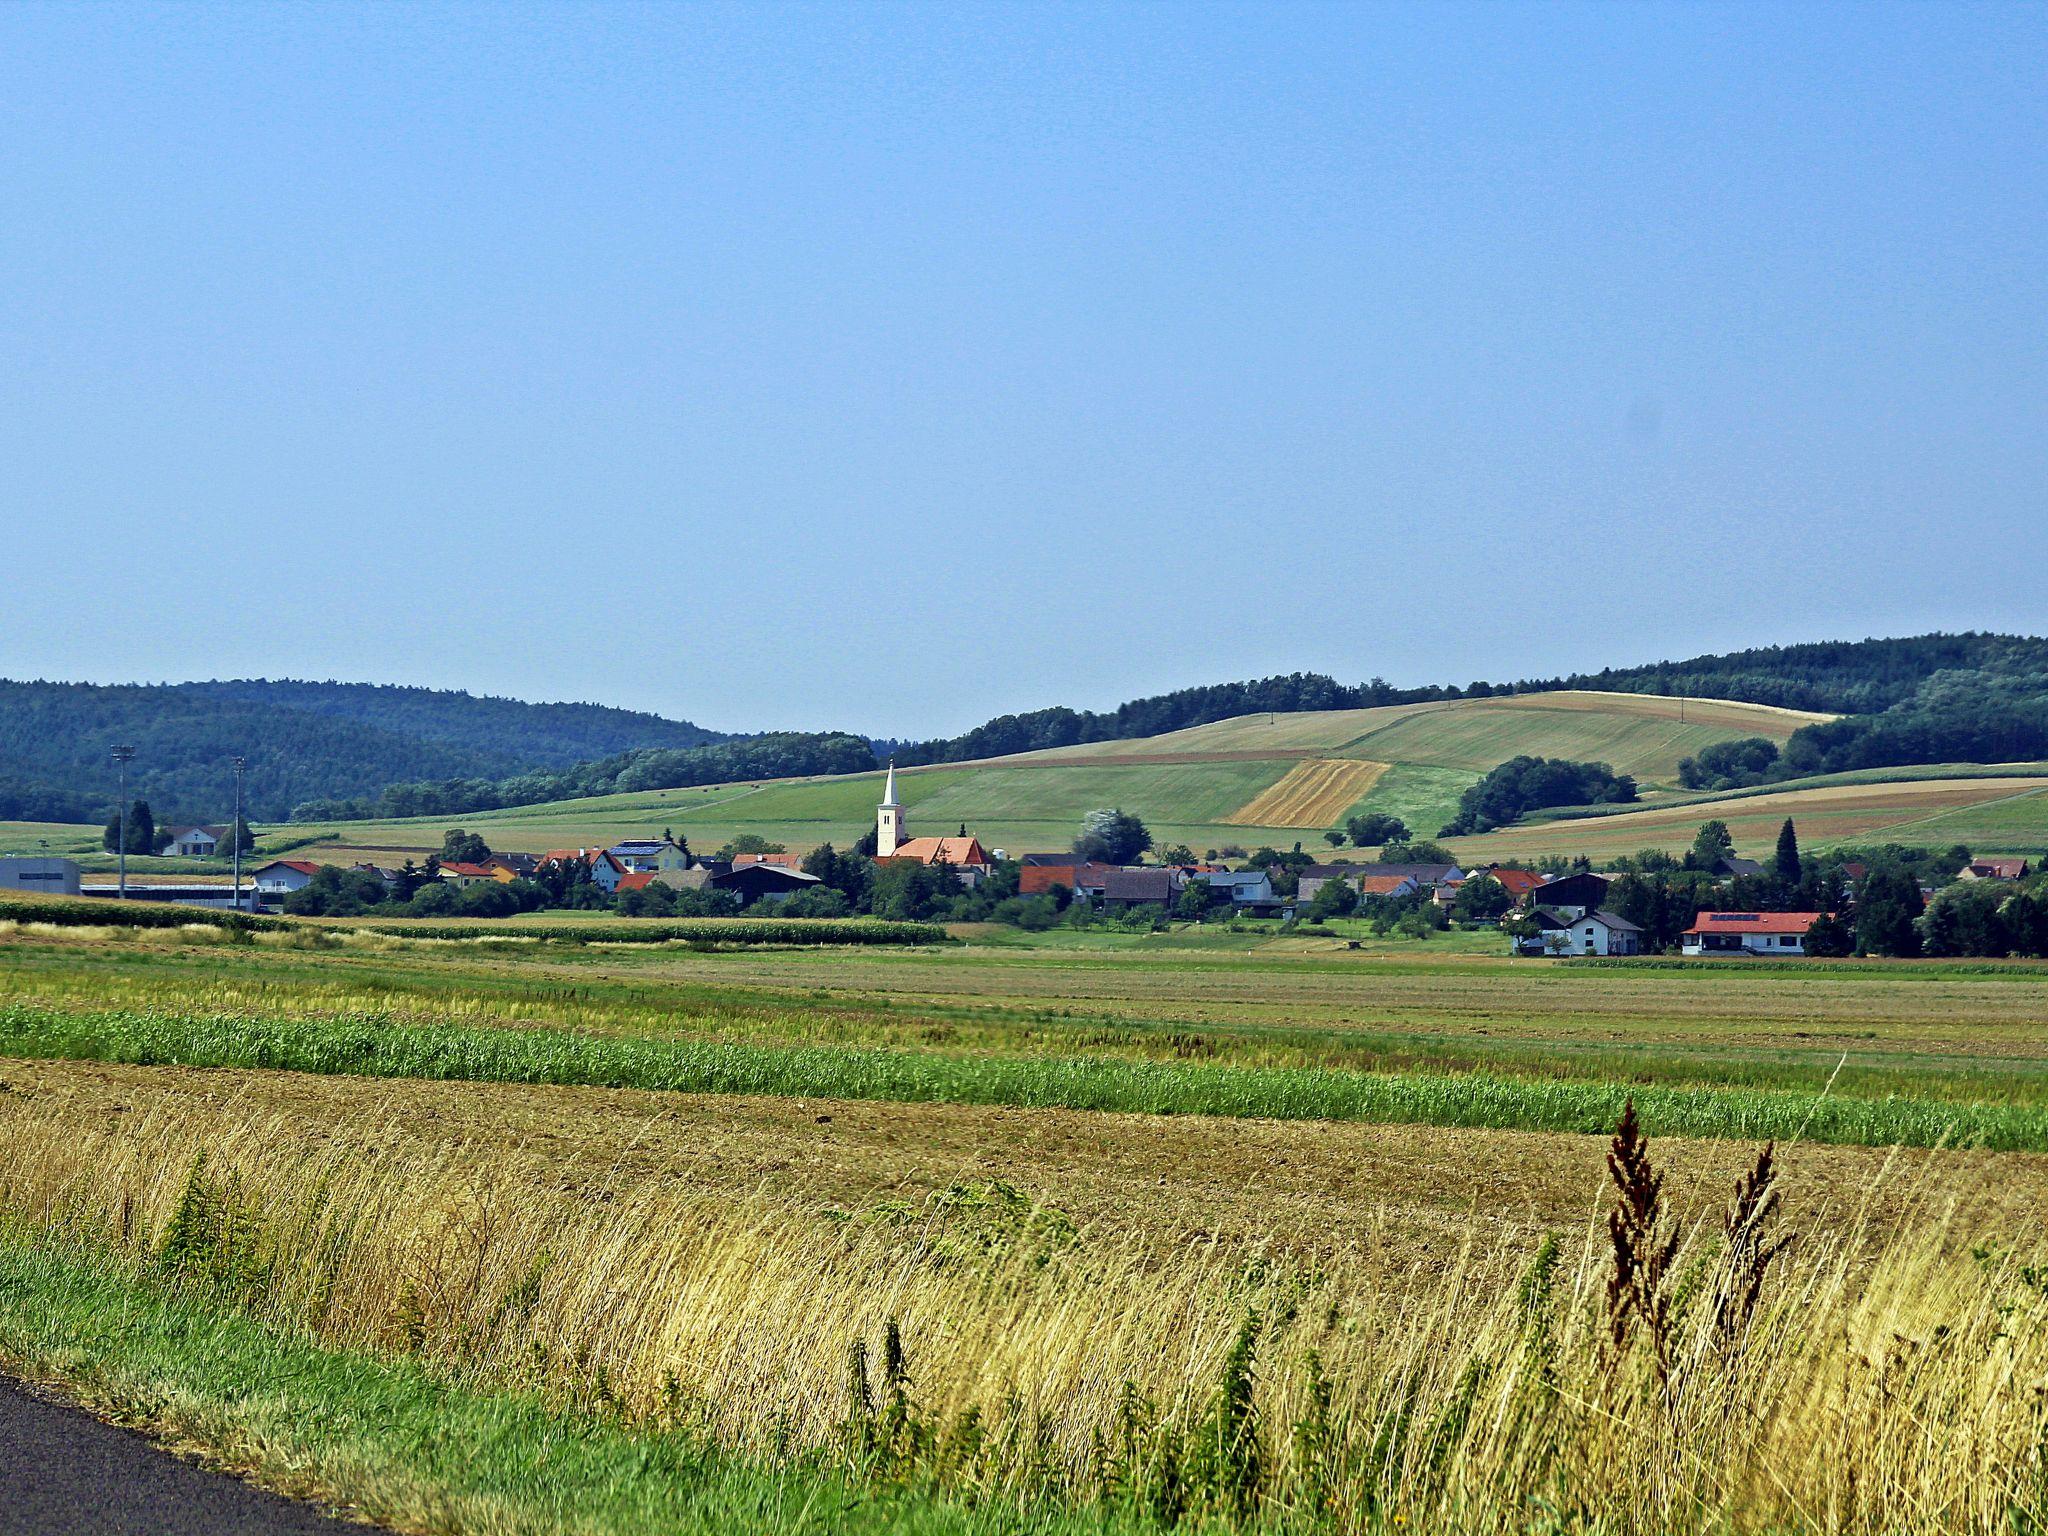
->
xmin=292 ymin=733 xmax=878 ymax=822
xmin=0 ymin=679 xmax=724 ymax=823
xmin=1553 ymin=632 xmax=2048 ymax=715
xmin=888 ymin=672 xmax=1486 ymax=765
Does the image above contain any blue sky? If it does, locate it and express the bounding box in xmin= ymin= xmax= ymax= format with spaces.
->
xmin=1 ymin=2 xmax=2042 ymax=737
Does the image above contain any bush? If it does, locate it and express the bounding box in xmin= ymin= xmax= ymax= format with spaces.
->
xmin=0 ymin=894 xmax=282 ymax=933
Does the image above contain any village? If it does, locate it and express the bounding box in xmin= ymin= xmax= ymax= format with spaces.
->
xmin=4 ymin=762 xmax=2036 ymax=959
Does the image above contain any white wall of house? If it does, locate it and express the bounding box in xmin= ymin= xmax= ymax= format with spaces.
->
xmin=1681 ymin=932 xmax=1808 ymax=956
xmin=168 ymin=831 xmax=219 ymax=857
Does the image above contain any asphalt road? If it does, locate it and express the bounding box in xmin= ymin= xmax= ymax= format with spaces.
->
xmin=0 ymin=1375 xmax=366 ymax=1534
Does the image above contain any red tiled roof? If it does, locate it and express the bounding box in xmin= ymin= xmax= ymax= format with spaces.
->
xmin=615 ymin=871 xmax=658 ymax=892
xmin=1971 ymin=858 xmax=2031 ymax=879
xmin=261 ymin=860 xmax=321 ymax=876
xmin=732 ymin=852 xmax=803 ymax=868
xmin=882 ymin=836 xmax=992 ymax=867
xmin=438 ymin=862 xmax=495 ymax=878
xmin=1358 ymin=874 xmax=1417 ymax=896
xmin=1489 ymin=868 xmax=1547 ymax=898
xmin=1683 ymin=911 xmax=1828 ymax=936
xmin=537 ymin=849 xmax=592 ymax=865
xmin=1019 ymin=864 xmax=1078 ymax=894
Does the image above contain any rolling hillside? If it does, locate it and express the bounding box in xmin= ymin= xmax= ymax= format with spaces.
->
xmin=250 ymin=691 xmax=1824 ymax=863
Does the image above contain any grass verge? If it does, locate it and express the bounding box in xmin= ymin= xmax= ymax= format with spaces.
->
xmin=3 ymin=1000 xmax=2045 ymax=1150
xmin=0 ymin=1225 xmax=1135 ymax=1536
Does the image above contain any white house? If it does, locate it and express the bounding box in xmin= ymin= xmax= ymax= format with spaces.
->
xmin=1681 ymin=911 xmax=1828 ymax=956
xmin=1517 ymin=905 xmax=1642 ymax=957
xmin=164 ymin=825 xmax=227 ymax=858
xmin=0 ymin=857 xmax=81 ymax=895
xmin=607 ymin=840 xmax=669 ymax=874
xmin=252 ymin=860 xmax=321 ymax=899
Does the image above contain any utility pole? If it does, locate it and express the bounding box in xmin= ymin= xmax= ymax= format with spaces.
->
xmin=110 ymin=745 xmax=135 ymax=899
xmin=231 ymin=756 xmax=246 ymax=912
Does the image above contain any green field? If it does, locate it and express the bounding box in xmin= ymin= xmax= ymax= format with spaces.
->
xmin=4 ymin=916 xmax=2048 ymax=1533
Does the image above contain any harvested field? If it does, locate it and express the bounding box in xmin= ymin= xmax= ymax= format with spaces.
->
xmin=1449 ymin=774 xmax=2048 ymax=860
xmin=1224 ymin=756 xmax=1386 ymax=826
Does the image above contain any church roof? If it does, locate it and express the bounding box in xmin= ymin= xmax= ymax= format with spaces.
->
xmin=881 ymin=762 xmax=900 ymax=807
xmin=883 ymin=836 xmax=991 ymax=868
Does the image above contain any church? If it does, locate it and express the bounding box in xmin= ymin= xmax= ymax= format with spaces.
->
xmin=873 ymin=762 xmax=996 ymax=886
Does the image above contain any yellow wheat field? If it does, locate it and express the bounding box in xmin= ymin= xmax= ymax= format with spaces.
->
xmin=2 ymin=1060 xmax=2046 ymax=1533
xmin=1226 ymin=758 xmax=1388 ymax=827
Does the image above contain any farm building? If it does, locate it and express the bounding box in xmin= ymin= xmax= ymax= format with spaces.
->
xmin=0 ymin=857 xmax=81 ymax=894
xmin=713 ymin=863 xmax=821 ymax=905
xmin=1681 ymin=911 xmax=1830 ymax=956
xmin=1533 ymin=871 xmax=1610 ymax=917
xmin=1297 ymin=862 xmax=1462 ymax=903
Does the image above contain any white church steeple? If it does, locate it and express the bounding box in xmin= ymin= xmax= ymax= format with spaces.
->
xmin=877 ymin=760 xmax=906 ymax=857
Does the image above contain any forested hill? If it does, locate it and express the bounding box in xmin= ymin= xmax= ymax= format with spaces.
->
xmin=1555 ymin=633 xmax=2048 ymax=715
xmin=0 ymin=679 xmax=725 ymax=824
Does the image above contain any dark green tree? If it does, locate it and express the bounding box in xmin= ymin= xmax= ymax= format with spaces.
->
xmin=1801 ymin=911 xmax=1854 ymax=958
xmin=1854 ymin=866 xmax=1925 ymax=957
xmin=1074 ymin=808 xmax=1152 ymax=865
xmin=1774 ymin=819 xmax=1801 ymax=882
xmin=102 ymin=799 xmax=158 ymax=855
xmin=1452 ymin=874 xmax=1514 ymax=923
xmin=1343 ymin=812 xmax=1411 ymax=847
xmin=439 ymin=828 xmax=490 ymax=864
xmin=1688 ymin=820 xmax=1735 ymax=871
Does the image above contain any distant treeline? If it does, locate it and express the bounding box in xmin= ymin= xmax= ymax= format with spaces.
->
xmin=292 ymin=733 xmax=877 ymax=821
xmin=0 ymin=678 xmax=726 ymax=823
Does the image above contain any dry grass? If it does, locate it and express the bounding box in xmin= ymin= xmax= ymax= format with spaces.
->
xmin=1226 ymin=759 xmax=1389 ymax=827
xmin=1 ymin=1058 xmax=2044 ymax=1532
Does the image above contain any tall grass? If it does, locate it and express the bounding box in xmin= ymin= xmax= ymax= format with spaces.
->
xmin=0 ymin=1084 xmax=2042 ymax=1533
xmin=4 ymin=998 xmax=2048 ymax=1150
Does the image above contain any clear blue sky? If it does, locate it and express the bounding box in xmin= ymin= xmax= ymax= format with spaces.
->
xmin=2 ymin=2 xmax=2042 ymax=738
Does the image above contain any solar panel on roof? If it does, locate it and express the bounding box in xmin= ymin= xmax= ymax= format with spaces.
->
xmin=1714 ymin=914 xmax=1762 ymax=922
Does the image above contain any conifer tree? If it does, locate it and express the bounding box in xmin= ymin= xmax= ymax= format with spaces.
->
xmin=1774 ymin=818 xmax=1801 ymax=882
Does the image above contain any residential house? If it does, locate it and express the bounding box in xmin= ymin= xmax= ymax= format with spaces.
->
xmin=252 ymin=860 xmax=322 ymax=900
xmin=614 ymin=870 xmax=660 ymax=894
xmin=1960 ymin=858 xmax=2031 ymax=882
xmin=436 ymin=861 xmax=499 ymax=890
xmin=1681 ymin=911 xmax=1830 ymax=957
xmin=607 ymin=840 xmax=671 ymax=874
xmin=587 ymin=851 xmax=629 ymax=894
xmin=1296 ymin=862 xmax=1462 ymax=903
xmin=731 ymin=851 xmax=805 ymax=869
xmin=485 ymin=853 xmax=539 ymax=879
xmin=1192 ymin=868 xmax=1275 ymax=906
xmin=0 ymin=857 xmax=80 ymax=895
xmin=1515 ymin=906 xmax=1642 ymax=957
xmin=1018 ymin=859 xmax=1118 ymax=897
xmin=1714 ymin=856 xmax=1764 ymax=878
xmin=163 ymin=825 xmax=228 ymax=858
xmin=1483 ymin=867 xmax=1549 ymax=903
xmin=350 ymin=863 xmax=403 ymax=895
xmin=1355 ymin=873 xmax=1421 ymax=901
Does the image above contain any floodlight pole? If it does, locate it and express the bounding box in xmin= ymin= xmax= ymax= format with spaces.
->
xmin=111 ymin=745 xmax=135 ymax=898
xmin=231 ymin=756 xmax=246 ymax=912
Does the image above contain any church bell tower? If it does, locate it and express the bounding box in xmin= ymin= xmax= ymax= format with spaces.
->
xmin=877 ymin=761 xmax=906 ymax=856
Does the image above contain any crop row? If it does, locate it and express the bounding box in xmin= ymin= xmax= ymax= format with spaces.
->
xmin=1 ymin=1001 xmax=2043 ymax=1151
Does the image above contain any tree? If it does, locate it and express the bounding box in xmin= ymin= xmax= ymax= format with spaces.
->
xmin=220 ymin=817 xmax=256 ymax=856
xmin=1854 ymin=866 xmax=1925 ymax=957
xmin=1688 ymin=820 xmax=1735 ymax=871
xmin=721 ymin=833 xmax=786 ymax=858
xmin=1774 ymin=819 xmax=1801 ymax=882
xmin=1802 ymin=911 xmax=1854 ymax=958
xmin=1379 ymin=840 xmax=1454 ymax=866
xmin=1305 ymin=877 xmax=1357 ymax=923
xmin=440 ymin=828 xmax=490 ymax=864
xmin=1175 ymin=878 xmax=1223 ymax=922
xmin=103 ymin=799 xmax=158 ymax=855
xmin=1453 ymin=874 xmax=1513 ymax=924
xmin=1323 ymin=830 xmax=1345 ymax=848
xmin=1158 ymin=844 xmax=1197 ymax=867
xmin=1074 ymin=808 xmax=1152 ymax=865
xmin=1439 ymin=757 xmax=1637 ymax=836
xmin=1343 ymin=812 xmax=1411 ymax=847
